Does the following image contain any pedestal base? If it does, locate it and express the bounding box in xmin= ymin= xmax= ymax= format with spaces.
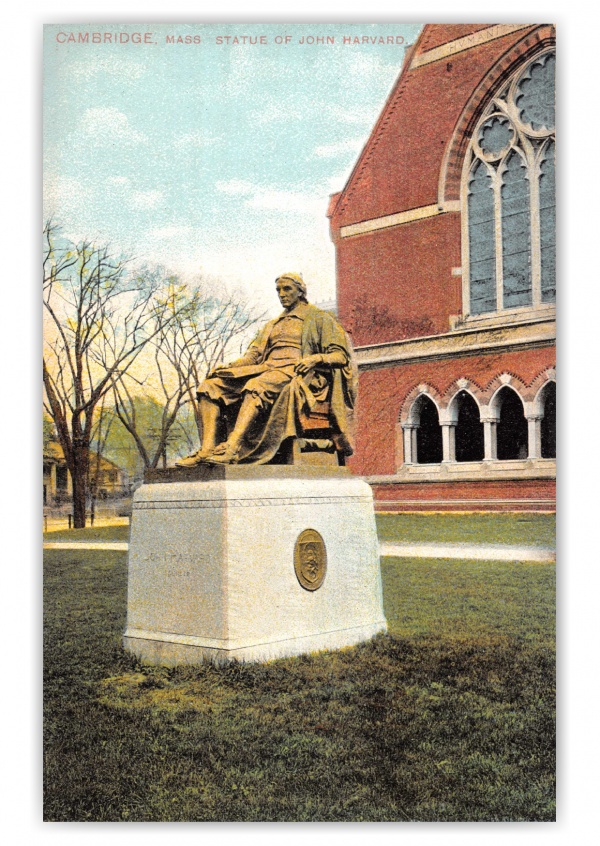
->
xmin=123 ymin=466 xmax=386 ymax=665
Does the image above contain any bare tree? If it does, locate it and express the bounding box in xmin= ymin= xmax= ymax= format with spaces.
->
xmin=160 ymin=284 xmax=263 ymax=444
xmin=42 ymin=222 xmax=179 ymax=527
xmin=88 ymin=396 xmax=117 ymax=523
xmin=111 ymin=279 xmax=263 ymax=469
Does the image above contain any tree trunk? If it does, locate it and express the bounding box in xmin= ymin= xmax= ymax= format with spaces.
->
xmin=72 ymin=468 xmax=87 ymax=529
xmin=70 ymin=435 xmax=90 ymax=529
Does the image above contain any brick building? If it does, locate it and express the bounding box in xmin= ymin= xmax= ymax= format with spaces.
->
xmin=328 ymin=24 xmax=556 ymax=511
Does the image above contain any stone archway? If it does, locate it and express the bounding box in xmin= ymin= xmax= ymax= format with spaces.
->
xmin=494 ymin=386 xmax=529 ymax=460
xmin=412 ymin=395 xmax=443 ymax=464
xmin=453 ymin=390 xmax=485 ymax=462
xmin=540 ymin=381 xmax=556 ymax=459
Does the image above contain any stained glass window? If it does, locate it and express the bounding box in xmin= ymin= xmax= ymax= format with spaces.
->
xmin=501 ymin=152 xmax=531 ymax=308
xmin=539 ymin=140 xmax=556 ymax=302
xmin=468 ymin=162 xmax=496 ymax=314
xmin=465 ymin=49 xmax=555 ymax=316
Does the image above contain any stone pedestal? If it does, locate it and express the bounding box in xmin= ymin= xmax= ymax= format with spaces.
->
xmin=123 ymin=465 xmax=386 ymax=665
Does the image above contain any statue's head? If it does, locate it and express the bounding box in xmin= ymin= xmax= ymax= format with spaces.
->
xmin=275 ymin=272 xmax=308 ymax=304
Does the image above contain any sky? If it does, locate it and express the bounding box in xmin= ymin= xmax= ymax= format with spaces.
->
xmin=43 ymin=22 xmax=423 ymax=314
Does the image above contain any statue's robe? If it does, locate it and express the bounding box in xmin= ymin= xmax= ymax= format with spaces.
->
xmin=198 ymin=302 xmax=357 ymax=464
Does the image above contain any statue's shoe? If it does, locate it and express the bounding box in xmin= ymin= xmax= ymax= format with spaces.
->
xmin=175 ymin=449 xmax=213 ymax=467
xmin=203 ymin=444 xmax=240 ymax=465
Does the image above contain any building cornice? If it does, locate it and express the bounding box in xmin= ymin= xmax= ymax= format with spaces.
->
xmin=410 ymin=24 xmax=534 ymax=69
xmin=355 ymin=314 xmax=555 ymax=370
xmin=339 ymin=203 xmax=456 ymax=239
xmin=368 ymin=457 xmax=556 ymax=485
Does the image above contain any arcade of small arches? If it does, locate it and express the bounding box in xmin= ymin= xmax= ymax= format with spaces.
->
xmin=399 ymin=376 xmax=555 ymax=467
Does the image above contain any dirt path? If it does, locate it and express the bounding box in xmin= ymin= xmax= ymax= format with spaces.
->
xmin=43 ymin=540 xmax=555 ymax=562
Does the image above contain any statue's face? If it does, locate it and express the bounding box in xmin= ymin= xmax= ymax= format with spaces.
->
xmin=276 ymin=280 xmax=302 ymax=310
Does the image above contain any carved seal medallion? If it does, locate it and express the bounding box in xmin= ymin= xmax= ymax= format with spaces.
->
xmin=294 ymin=529 xmax=327 ymax=591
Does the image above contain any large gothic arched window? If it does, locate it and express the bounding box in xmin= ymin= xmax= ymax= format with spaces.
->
xmin=464 ymin=49 xmax=555 ymax=316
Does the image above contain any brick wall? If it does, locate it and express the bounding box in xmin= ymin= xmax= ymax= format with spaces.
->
xmin=371 ymin=478 xmax=556 ymax=512
xmin=330 ymin=25 xmax=556 ymax=511
xmin=349 ymin=345 xmax=555 ymax=475
xmin=336 ymin=214 xmax=462 ymax=347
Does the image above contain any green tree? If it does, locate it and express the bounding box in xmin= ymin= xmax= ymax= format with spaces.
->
xmin=101 ymin=396 xmax=195 ymax=482
xmin=43 ymin=411 xmax=56 ymax=452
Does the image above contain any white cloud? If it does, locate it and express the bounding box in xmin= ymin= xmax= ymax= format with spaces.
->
xmin=323 ymin=104 xmax=375 ymax=126
xmin=345 ymin=52 xmax=400 ymax=82
xmin=136 ymin=207 xmax=337 ymax=313
xmin=144 ymin=225 xmax=208 ymax=272
xmin=44 ymin=173 xmax=78 ymax=212
xmin=107 ymin=176 xmax=131 ymax=187
xmin=192 ymin=227 xmax=337 ymax=311
xmin=43 ymin=172 xmax=93 ymax=229
xmin=129 ymin=190 xmax=164 ymax=210
xmin=216 ymin=178 xmax=326 ymax=215
xmin=324 ymin=171 xmax=354 ymax=195
xmin=313 ymin=138 xmax=365 ymax=159
xmin=105 ymin=176 xmax=164 ymax=211
xmin=78 ymin=107 xmax=147 ymax=147
xmin=150 ymin=225 xmax=194 ymax=240
xmin=252 ymin=101 xmax=306 ymax=125
xmin=244 ymin=188 xmax=322 ymax=214
xmin=215 ymin=179 xmax=255 ymax=196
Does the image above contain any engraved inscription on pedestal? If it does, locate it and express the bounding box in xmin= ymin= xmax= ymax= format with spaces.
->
xmin=294 ymin=528 xmax=327 ymax=591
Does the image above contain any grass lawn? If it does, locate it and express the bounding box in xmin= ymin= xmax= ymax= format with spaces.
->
xmin=375 ymin=512 xmax=556 ymax=548
xmin=43 ymin=524 xmax=130 ymax=542
xmin=42 ymin=513 xmax=556 ymax=549
xmin=44 ymin=538 xmax=555 ymax=822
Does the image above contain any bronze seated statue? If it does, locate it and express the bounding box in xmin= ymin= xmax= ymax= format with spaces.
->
xmin=176 ymin=273 xmax=357 ymax=467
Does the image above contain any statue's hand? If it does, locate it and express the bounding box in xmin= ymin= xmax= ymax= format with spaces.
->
xmin=295 ymin=355 xmax=322 ymax=376
xmin=208 ymin=363 xmax=226 ymax=378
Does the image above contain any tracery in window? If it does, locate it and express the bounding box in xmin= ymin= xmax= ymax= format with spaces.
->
xmin=464 ymin=49 xmax=555 ymax=316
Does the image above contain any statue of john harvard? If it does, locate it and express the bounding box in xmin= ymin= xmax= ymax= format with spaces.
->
xmin=176 ymin=272 xmax=357 ymax=466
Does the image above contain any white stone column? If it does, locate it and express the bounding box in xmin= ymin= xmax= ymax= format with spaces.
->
xmin=401 ymin=424 xmax=417 ymax=465
xmin=481 ymin=416 xmax=498 ymax=461
xmin=441 ymin=424 xmax=456 ymax=463
xmin=526 ymin=416 xmax=542 ymax=459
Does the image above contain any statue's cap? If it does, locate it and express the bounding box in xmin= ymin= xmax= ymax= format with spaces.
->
xmin=276 ymin=272 xmax=303 ymax=285
xmin=276 ymin=272 xmax=307 ymax=297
